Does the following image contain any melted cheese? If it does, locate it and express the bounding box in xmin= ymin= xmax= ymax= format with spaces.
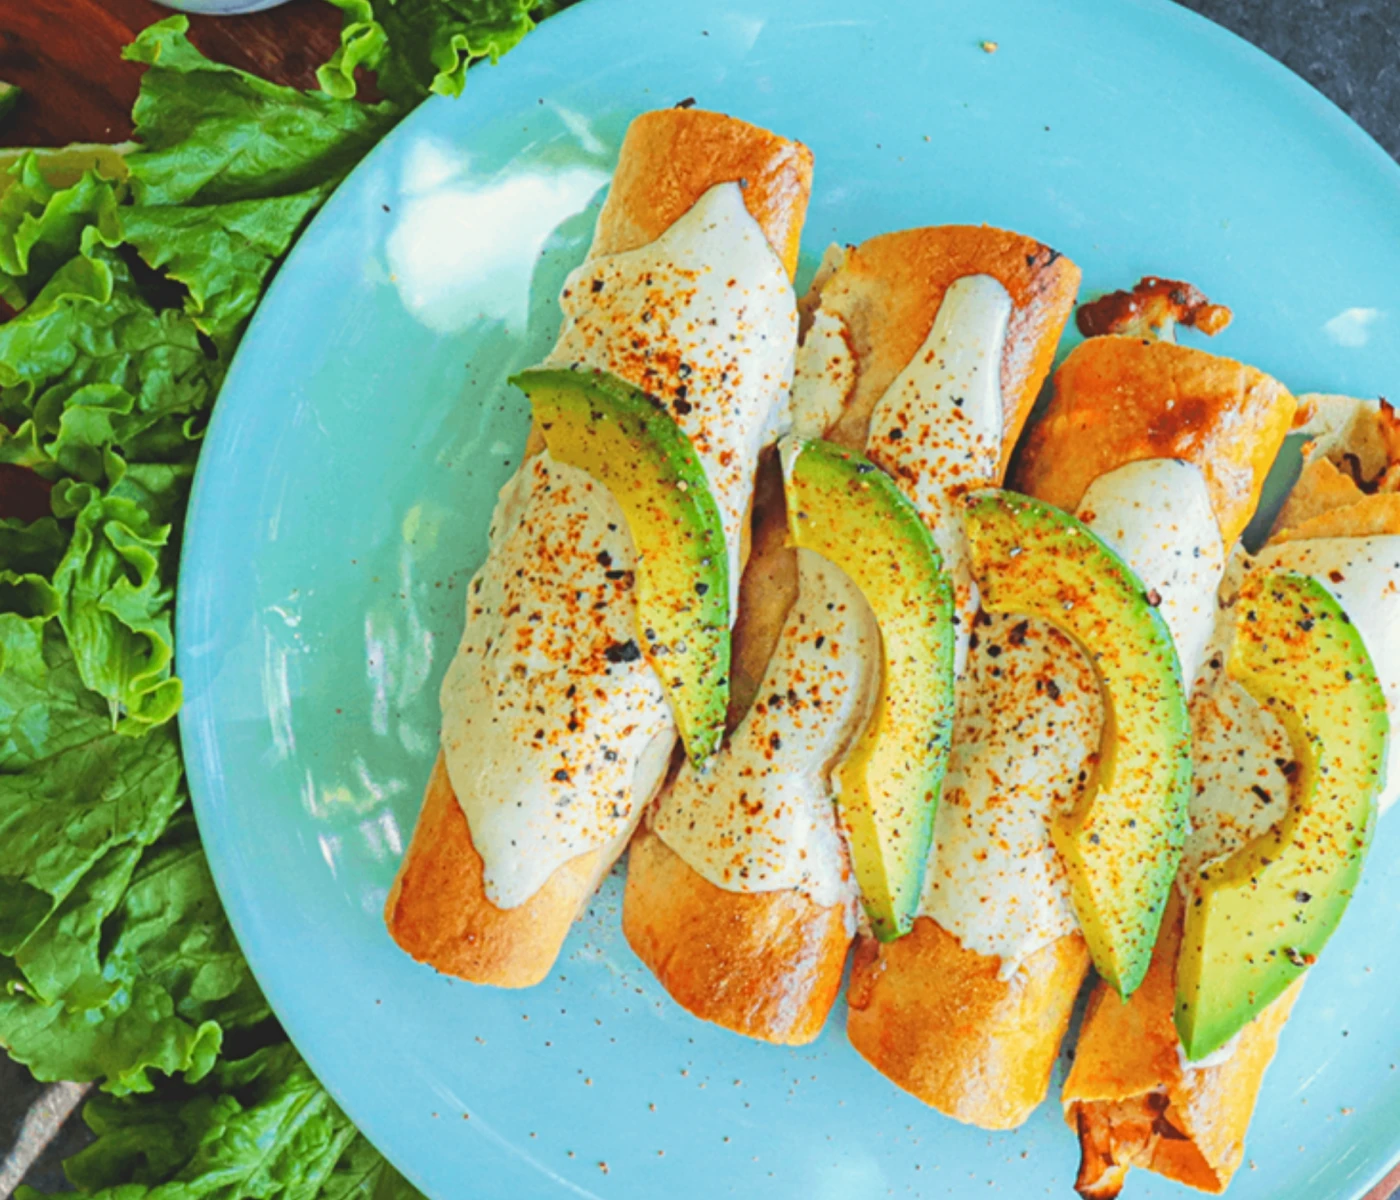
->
xmin=440 ymin=183 xmax=796 ymax=907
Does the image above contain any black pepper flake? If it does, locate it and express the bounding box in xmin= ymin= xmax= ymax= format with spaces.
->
xmin=1299 ymin=617 xmax=1315 ymax=632
xmin=1295 ymin=890 xmax=1313 ymax=904
xmin=597 ymin=550 xmax=613 ymax=568
xmin=675 ymin=96 xmax=697 ymax=108
xmin=590 ymin=278 xmax=605 ymax=293
xmin=1145 ymin=588 xmax=1163 ymax=607
xmin=768 ymin=733 xmax=782 ymax=752
xmin=1008 ymin=620 xmax=1030 ymax=646
xmin=1250 ymin=784 xmax=1273 ymax=804
xmin=1046 ymin=679 xmax=1062 ymax=701
xmin=1088 ymin=832 xmax=1101 ymax=845
xmin=566 ymin=684 xmax=577 ymax=699
xmin=888 ymin=428 xmax=905 ymax=441
xmin=855 ymin=462 xmax=876 ymax=474
xmin=554 ymin=769 xmax=571 ymax=783
xmin=814 ymin=635 xmax=826 ymax=649
xmin=603 ymin=748 xmax=618 ymax=762
xmin=605 ymin=640 xmax=642 ymax=663
xmin=673 ymin=396 xmax=693 ymax=416
xmin=986 ymin=644 xmax=1003 ymax=659
xmin=694 ymin=581 xmax=709 ymax=596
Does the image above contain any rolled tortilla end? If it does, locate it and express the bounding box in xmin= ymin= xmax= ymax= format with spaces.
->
xmin=1063 ymin=906 xmax=1302 ymax=1196
xmin=846 ymin=919 xmax=1090 ymax=1129
xmin=385 ymin=754 xmax=605 ymax=988
xmin=591 ymin=107 xmax=814 ymax=280
xmin=622 ymin=827 xmax=851 ymax=1044
xmin=388 ymin=107 xmax=813 ymax=986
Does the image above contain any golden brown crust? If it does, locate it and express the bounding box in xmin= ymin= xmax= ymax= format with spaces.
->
xmin=385 ymin=755 xmax=604 ymax=989
xmin=819 ymin=226 xmax=1081 ymax=475
xmin=622 ymin=828 xmax=850 ymax=1044
xmin=1064 ymin=902 xmax=1301 ymax=1195
xmin=623 ymin=226 xmax=1080 ymax=1045
xmin=388 ymin=108 xmax=813 ymax=987
xmin=592 ymin=107 xmax=813 ymax=280
xmin=1014 ymin=336 xmax=1296 ymax=548
xmin=845 ymin=920 xmax=1090 ymax=1129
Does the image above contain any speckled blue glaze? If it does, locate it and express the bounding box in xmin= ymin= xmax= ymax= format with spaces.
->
xmin=177 ymin=1 xmax=1400 ymax=1196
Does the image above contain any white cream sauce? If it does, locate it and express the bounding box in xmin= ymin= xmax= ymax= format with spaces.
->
xmin=1185 ymin=534 xmax=1400 ymax=882
xmin=921 ymin=613 xmax=1102 ymax=966
xmin=655 ymin=273 xmax=1013 ymax=904
xmin=440 ymin=183 xmax=796 ymax=907
xmin=653 ymin=550 xmax=877 ymax=913
xmin=1076 ymin=458 xmax=1228 ymax=687
xmin=867 ymin=273 xmax=1014 ymax=676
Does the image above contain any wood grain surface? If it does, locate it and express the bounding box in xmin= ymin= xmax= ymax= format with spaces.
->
xmin=0 ymin=0 xmax=342 ymax=150
xmin=0 ymin=2 xmax=1396 ymax=1197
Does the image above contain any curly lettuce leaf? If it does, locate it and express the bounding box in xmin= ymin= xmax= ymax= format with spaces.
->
xmin=48 ymin=478 xmax=181 ymax=731
xmin=319 ymin=0 xmax=541 ymax=105
xmin=0 ymin=806 xmax=269 ymax=1095
xmin=0 ymin=249 xmax=214 ymax=485
xmin=18 ymin=1043 xmax=417 ymax=1200
xmin=0 ymin=157 xmax=122 ymax=310
xmin=120 ymin=188 xmax=327 ymax=348
xmin=123 ymin=18 xmax=397 ymax=208
xmin=0 ymin=628 xmax=181 ymax=967
xmin=0 ymin=515 xmax=64 ymax=677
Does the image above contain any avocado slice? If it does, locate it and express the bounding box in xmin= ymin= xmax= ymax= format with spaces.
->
xmin=781 ymin=436 xmax=956 ymax=941
xmin=511 ymin=367 xmax=730 ymax=765
xmin=965 ymin=489 xmax=1191 ymax=996
xmin=1175 ymin=571 xmax=1389 ymax=1060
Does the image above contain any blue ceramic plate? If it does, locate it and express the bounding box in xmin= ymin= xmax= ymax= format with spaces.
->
xmin=177 ymin=1 xmax=1400 ymax=1196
